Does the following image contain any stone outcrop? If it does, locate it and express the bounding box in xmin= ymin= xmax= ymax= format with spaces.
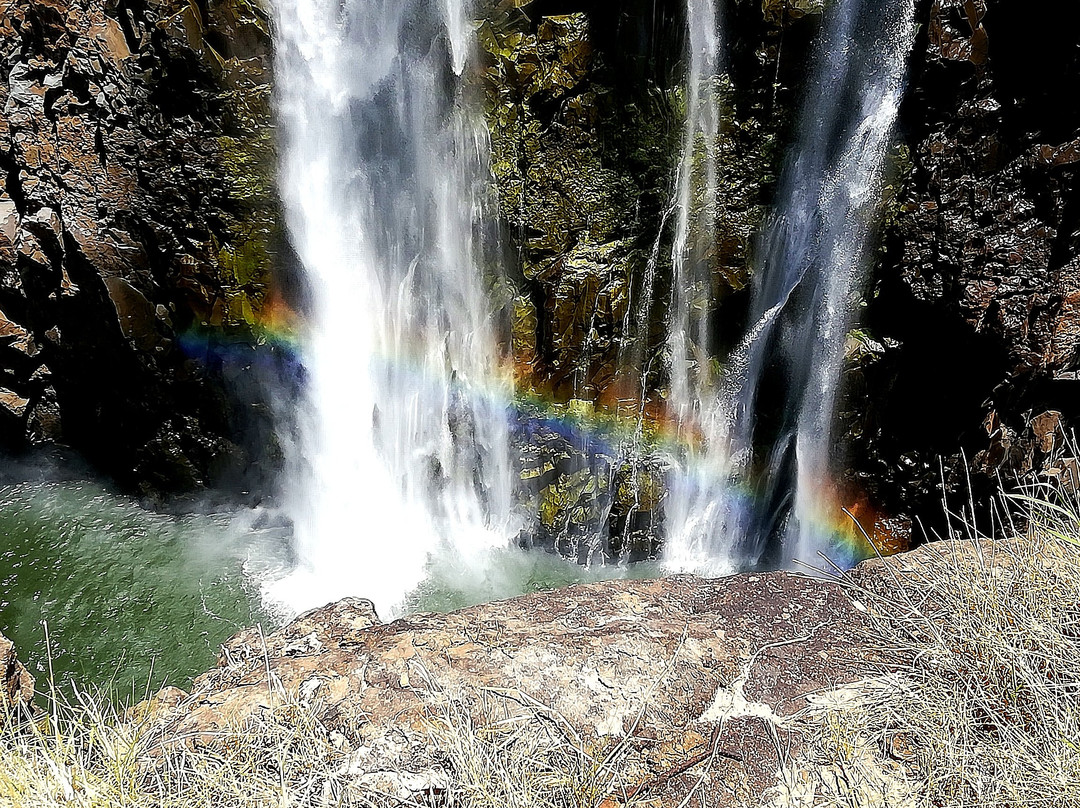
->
xmin=0 ymin=0 xmax=284 ymax=495
xmin=0 ymin=630 xmax=34 ymax=711
xmin=146 ymin=550 xmax=920 ymax=806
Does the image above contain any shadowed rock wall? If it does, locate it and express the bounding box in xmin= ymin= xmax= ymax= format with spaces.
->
xmin=847 ymin=0 xmax=1080 ymax=530
xmin=0 ymin=0 xmax=284 ymax=497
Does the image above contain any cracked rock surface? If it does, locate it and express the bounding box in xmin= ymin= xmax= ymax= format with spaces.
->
xmin=148 ymin=556 xmax=915 ymax=806
xmin=0 ymin=0 xmax=278 ymax=495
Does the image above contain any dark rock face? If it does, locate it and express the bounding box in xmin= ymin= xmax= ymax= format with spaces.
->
xmin=487 ymin=0 xmax=823 ymax=560
xmin=0 ymin=0 xmax=284 ymax=496
xmin=0 ymin=0 xmax=1073 ymax=540
xmin=848 ymin=0 xmax=1080 ymax=526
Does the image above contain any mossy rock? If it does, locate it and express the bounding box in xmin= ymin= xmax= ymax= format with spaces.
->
xmin=762 ymin=0 xmax=826 ymax=26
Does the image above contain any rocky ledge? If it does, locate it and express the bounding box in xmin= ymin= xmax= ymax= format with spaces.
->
xmin=139 ymin=544 xmax=974 ymax=806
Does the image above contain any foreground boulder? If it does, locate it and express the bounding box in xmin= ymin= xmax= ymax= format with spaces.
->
xmin=0 ymin=631 xmax=33 ymax=711
xmin=148 ymin=552 xmax=930 ymax=806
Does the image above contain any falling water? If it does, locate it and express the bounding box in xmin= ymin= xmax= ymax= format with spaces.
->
xmin=270 ymin=0 xmax=514 ymax=616
xmin=665 ymin=0 xmax=917 ymax=571
xmin=659 ymin=0 xmax=733 ymax=574
xmin=667 ymin=0 xmax=722 ymax=424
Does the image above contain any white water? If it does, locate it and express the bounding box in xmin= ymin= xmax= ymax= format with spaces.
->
xmin=665 ymin=0 xmax=917 ymax=572
xmin=660 ymin=0 xmax=739 ymax=576
xmin=270 ymin=0 xmax=514 ymax=617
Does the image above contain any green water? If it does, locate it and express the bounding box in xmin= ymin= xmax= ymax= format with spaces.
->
xmin=0 ymin=480 xmax=283 ymax=700
xmin=406 ymin=545 xmax=662 ymax=614
xmin=0 ymin=478 xmax=662 ymax=702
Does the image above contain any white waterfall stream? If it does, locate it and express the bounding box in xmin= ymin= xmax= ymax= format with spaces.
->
xmin=665 ymin=0 xmax=917 ymax=572
xmin=269 ymin=0 xmax=514 ymax=616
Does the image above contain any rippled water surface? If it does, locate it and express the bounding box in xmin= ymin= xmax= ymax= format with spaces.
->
xmin=0 ymin=477 xmax=660 ymax=699
xmin=0 ymin=479 xmax=284 ymax=699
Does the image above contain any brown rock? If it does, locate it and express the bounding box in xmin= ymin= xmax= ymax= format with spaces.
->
xmin=0 ymin=387 xmax=30 ymax=419
xmin=158 ymin=565 xmax=895 ymax=805
xmin=0 ymin=0 xmax=279 ymax=494
xmin=0 ymin=631 xmax=34 ymax=711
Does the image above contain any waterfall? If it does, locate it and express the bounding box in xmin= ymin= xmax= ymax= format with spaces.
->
xmin=660 ymin=0 xmax=738 ymax=575
xmin=270 ymin=0 xmax=514 ymax=616
xmin=266 ymin=0 xmax=917 ymax=610
xmin=665 ymin=0 xmax=917 ymax=571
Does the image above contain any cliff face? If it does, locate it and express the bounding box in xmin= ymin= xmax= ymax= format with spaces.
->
xmin=0 ymin=0 xmax=282 ymax=496
xmin=849 ymin=0 xmax=1080 ymax=524
xmin=0 ymin=0 xmax=1075 ymax=540
xmin=490 ymin=0 xmax=1080 ymax=545
xmin=486 ymin=0 xmax=823 ymax=559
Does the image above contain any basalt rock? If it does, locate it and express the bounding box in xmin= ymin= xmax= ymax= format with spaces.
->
xmin=846 ymin=0 xmax=1080 ymax=530
xmin=486 ymin=0 xmax=821 ymax=560
xmin=0 ymin=0 xmax=284 ymax=496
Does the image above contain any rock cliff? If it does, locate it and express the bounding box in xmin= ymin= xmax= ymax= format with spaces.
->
xmin=849 ymin=0 xmax=1080 ymax=527
xmin=486 ymin=0 xmax=1080 ymax=549
xmin=0 ymin=0 xmax=284 ymax=496
xmin=0 ymin=0 xmax=1076 ymax=545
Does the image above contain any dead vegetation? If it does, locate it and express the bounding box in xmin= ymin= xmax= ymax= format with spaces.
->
xmin=805 ymin=466 xmax=1080 ymax=808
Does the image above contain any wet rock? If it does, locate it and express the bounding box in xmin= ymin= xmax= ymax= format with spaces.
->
xmin=0 ymin=0 xmax=282 ymax=495
xmin=0 ymin=387 xmax=29 ymax=419
xmin=761 ymin=0 xmax=825 ymax=26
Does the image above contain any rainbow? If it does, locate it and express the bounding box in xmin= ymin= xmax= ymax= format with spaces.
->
xmin=177 ymin=297 xmax=903 ymax=571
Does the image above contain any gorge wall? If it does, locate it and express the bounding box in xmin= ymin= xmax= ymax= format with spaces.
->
xmin=0 ymin=0 xmax=1076 ymax=546
xmin=0 ymin=0 xmax=283 ymax=496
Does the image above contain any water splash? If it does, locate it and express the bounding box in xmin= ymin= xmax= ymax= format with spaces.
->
xmin=665 ymin=0 xmax=917 ymax=572
xmin=269 ymin=0 xmax=514 ymax=617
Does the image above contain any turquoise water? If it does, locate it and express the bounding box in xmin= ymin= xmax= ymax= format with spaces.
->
xmin=406 ymin=543 xmax=661 ymax=614
xmin=0 ymin=479 xmax=285 ymax=700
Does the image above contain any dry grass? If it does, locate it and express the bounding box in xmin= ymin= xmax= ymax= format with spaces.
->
xmin=812 ymin=465 xmax=1080 ymax=808
xmin=0 ymin=679 xmax=657 ymax=808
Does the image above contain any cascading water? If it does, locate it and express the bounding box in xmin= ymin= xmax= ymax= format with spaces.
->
xmin=268 ymin=0 xmax=917 ymax=611
xmin=665 ymin=0 xmax=917 ymax=572
xmin=270 ymin=0 xmax=514 ymax=616
xmin=655 ymin=0 xmax=739 ymax=576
